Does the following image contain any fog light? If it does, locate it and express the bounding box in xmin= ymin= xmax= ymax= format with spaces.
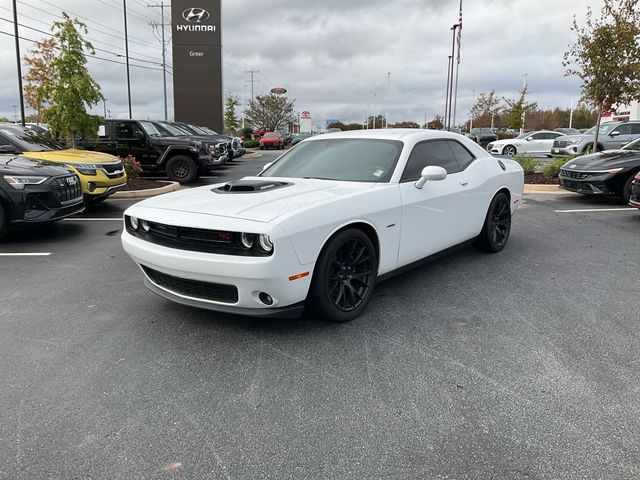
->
xmin=129 ymin=216 xmax=139 ymax=230
xmin=87 ymin=182 xmax=96 ymax=192
xmin=258 ymin=292 xmax=274 ymax=306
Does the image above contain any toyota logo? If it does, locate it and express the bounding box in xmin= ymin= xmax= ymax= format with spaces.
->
xmin=182 ymin=7 xmax=210 ymax=23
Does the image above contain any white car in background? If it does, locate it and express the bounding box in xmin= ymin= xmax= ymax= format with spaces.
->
xmin=487 ymin=130 xmax=566 ymax=156
xmin=122 ymin=129 xmax=524 ymax=322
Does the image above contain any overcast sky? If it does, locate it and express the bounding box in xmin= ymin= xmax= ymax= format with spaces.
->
xmin=0 ymin=0 xmax=602 ymax=128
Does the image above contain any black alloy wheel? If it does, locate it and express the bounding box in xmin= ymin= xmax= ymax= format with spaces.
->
xmin=622 ymin=175 xmax=635 ymax=204
xmin=309 ymin=229 xmax=377 ymax=322
xmin=475 ymin=192 xmax=512 ymax=253
xmin=166 ymin=155 xmax=198 ymax=183
xmin=502 ymin=145 xmax=517 ymax=156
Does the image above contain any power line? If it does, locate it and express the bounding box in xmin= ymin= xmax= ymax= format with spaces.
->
xmin=244 ymin=69 xmax=259 ymax=104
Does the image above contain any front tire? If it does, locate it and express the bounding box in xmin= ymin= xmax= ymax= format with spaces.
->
xmin=474 ymin=192 xmax=512 ymax=253
xmin=166 ymin=155 xmax=198 ymax=183
xmin=502 ymin=145 xmax=517 ymax=156
xmin=308 ymin=229 xmax=377 ymax=322
xmin=621 ymin=175 xmax=634 ymax=204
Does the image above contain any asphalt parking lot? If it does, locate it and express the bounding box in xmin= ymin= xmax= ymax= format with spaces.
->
xmin=1 ymin=151 xmax=639 ymax=479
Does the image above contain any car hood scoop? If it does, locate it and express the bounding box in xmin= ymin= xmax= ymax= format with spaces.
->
xmin=213 ymin=179 xmax=291 ymax=194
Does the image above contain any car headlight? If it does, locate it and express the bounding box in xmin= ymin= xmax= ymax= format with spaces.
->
xmin=140 ymin=219 xmax=150 ymax=232
xmin=3 ymin=175 xmax=49 ymax=189
xmin=258 ymin=234 xmax=273 ymax=253
xmin=569 ymin=139 xmax=582 ymax=145
xmin=128 ymin=216 xmax=139 ymax=231
xmin=65 ymin=162 xmax=98 ymax=175
xmin=240 ymin=232 xmax=254 ymax=249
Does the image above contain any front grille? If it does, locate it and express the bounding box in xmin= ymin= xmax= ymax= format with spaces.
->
xmin=560 ymin=169 xmax=591 ymax=180
xmin=51 ymin=202 xmax=84 ymax=219
xmin=554 ymin=140 xmax=570 ymax=148
xmin=126 ymin=218 xmax=273 ymax=257
xmin=54 ymin=175 xmax=82 ymax=202
xmin=102 ymin=162 xmax=125 ymax=178
xmin=142 ymin=265 xmax=238 ymax=304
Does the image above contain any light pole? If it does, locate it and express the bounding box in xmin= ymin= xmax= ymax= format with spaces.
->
xmin=12 ymin=0 xmax=25 ymax=126
xmin=444 ymin=55 xmax=452 ymax=128
xmin=520 ymin=73 xmax=528 ymax=135
xmin=10 ymin=104 xmax=17 ymax=123
xmin=102 ymin=98 xmax=107 ymax=118
xmin=385 ymin=72 xmax=390 ymax=128
xmin=123 ymin=0 xmax=132 ymax=118
xmin=447 ymin=23 xmax=459 ymax=130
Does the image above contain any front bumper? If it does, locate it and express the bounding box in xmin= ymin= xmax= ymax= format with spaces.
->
xmin=551 ymin=143 xmax=583 ymax=155
xmin=558 ymin=175 xmax=616 ymax=196
xmin=199 ymin=153 xmax=227 ymax=170
xmin=121 ymin=229 xmax=314 ymax=317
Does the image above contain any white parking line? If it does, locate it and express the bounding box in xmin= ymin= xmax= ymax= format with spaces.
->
xmin=0 ymin=253 xmax=51 ymax=256
xmin=554 ymin=208 xmax=636 ymax=213
xmin=63 ymin=218 xmax=122 ymax=221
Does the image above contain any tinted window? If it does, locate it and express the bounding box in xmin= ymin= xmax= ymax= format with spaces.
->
xmin=612 ymin=124 xmax=631 ymax=135
xmin=531 ymin=132 xmax=546 ymax=140
xmin=629 ymin=123 xmax=640 ymax=135
xmin=0 ymin=126 xmax=59 ymax=151
xmin=549 ymin=132 xmax=563 ymax=139
xmin=448 ymin=141 xmax=475 ymax=170
xmin=401 ymin=140 xmax=460 ymax=181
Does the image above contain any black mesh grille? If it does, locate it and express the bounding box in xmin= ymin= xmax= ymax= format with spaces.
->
xmin=554 ymin=140 xmax=571 ymax=148
xmin=142 ymin=266 xmax=238 ymax=304
xmin=102 ymin=162 xmax=125 ymax=178
xmin=53 ymin=175 xmax=82 ymax=202
xmin=560 ymin=169 xmax=591 ymax=180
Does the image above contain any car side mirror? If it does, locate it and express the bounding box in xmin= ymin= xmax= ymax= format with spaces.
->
xmin=415 ymin=165 xmax=447 ymax=189
xmin=525 ymin=137 xmax=532 ymax=141
xmin=0 ymin=144 xmax=17 ymax=153
xmin=610 ymin=131 xmax=620 ymax=137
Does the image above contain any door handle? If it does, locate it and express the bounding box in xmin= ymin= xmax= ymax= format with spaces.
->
xmin=460 ymin=179 xmax=469 ymax=186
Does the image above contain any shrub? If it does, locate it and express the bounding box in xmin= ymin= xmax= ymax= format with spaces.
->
xmin=244 ymin=139 xmax=259 ymax=148
xmin=119 ymin=154 xmax=143 ymax=180
xmin=242 ymin=127 xmax=253 ymax=140
xmin=542 ymin=156 xmax=572 ymax=177
xmin=514 ymin=154 xmax=539 ymax=174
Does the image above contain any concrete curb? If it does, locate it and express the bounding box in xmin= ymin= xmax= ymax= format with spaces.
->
xmin=523 ymin=184 xmax=572 ymax=194
xmin=110 ymin=181 xmax=181 ymax=199
xmin=241 ymin=151 xmax=262 ymax=159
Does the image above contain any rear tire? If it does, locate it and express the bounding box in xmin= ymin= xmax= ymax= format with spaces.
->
xmin=308 ymin=229 xmax=377 ymax=322
xmin=621 ymin=175 xmax=634 ymax=204
xmin=474 ymin=192 xmax=512 ymax=253
xmin=0 ymin=203 xmax=9 ymax=240
xmin=166 ymin=155 xmax=198 ymax=184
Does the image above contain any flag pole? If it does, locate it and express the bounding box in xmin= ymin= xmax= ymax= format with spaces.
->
xmin=452 ymin=0 xmax=463 ymax=130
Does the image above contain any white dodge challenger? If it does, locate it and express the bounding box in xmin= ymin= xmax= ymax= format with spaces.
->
xmin=122 ymin=129 xmax=524 ymax=322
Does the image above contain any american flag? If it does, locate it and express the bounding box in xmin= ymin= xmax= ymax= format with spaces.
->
xmin=456 ymin=0 xmax=463 ymax=64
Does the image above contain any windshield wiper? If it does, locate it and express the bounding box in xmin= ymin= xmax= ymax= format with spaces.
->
xmin=302 ymin=176 xmax=335 ymax=180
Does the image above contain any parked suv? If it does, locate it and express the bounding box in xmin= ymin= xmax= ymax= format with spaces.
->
xmin=0 ymin=154 xmax=84 ymax=239
xmin=467 ymin=128 xmax=498 ymax=147
xmin=552 ymin=121 xmax=640 ymax=156
xmin=77 ymin=120 xmax=227 ymax=183
xmin=0 ymin=123 xmax=126 ymax=202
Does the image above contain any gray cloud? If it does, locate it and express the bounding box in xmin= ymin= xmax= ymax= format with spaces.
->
xmin=0 ymin=0 xmax=596 ymax=126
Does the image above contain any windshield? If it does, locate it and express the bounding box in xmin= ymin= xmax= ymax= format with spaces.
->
xmin=0 ymin=126 xmax=60 ymax=151
xmin=585 ymin=123 xmax=618 ymax=135
xmin=156 ymin=122 xmax=187 ymax=137
xmin=264 ymin=132 xmax=279 ymax=138
xmin=622 ymin=137 xmax=640 ymax=151
xmin=185 ymin=124 xmax=209 ymax=135
xmin=261 ymin=138 xmax=403 ymax=183
xmin=139 ymin=121 xmax=162 ymax=137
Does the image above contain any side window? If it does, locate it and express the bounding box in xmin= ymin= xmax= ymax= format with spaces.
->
xmin=0 ymin=133 xmax=12 ymax=147
xmin=629 ymin=124 xmax=640 ymax=135
xmin=448 ymin=140 xmax=475 ymax=170
xmin=612 ymin=124 xmax=631 ymax=135
xmin=549 ymin=132 xmax=563 ymax=139
xmin=401 ymin=140 xmax=460 ymax=182
xmin=115 ymin=122 xmax=133 ymax=140
xmin=531 ymin=132 xmax=546 ymax=140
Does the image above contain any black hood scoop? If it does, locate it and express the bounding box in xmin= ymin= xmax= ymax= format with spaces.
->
xmin=213 ymin=179 xmax=292 ymax=194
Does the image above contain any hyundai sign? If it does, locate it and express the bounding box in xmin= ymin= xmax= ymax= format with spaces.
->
xmin=171 ymin=1 xmax=223 ymax=132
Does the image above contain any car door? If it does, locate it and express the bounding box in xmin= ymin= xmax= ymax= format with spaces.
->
xmin=397 ymin=139 xmax=473 ymax=266
xmin=605 ymin=124 xmax=632 ymax=150
xmin=114 ymin=121 xmax=153 ymax=166
xmin=522 ymin=132 xmax=547 ymax=154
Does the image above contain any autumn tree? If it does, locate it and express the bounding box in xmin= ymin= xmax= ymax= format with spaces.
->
xmin=23 ymin=38 xmax=57 ymax=123
xmin=245 ymin=94 xmax=295 ymax=131
xmin=391 ymin=121 xmax=420 ymax=129
xmin=470 ymin=90 xmax=502 ymax=128
xmin=564 ymin=0 xmax=640 ymax=151
xmin=224 ymin=96 xmax=240 ymax=133
xmin=40 ymin=13 xmax=103 ymax=146
xmin=503 ymin=86 xmax=537 ymax=131
xmin=426 ymin=115 xmax=444 ymax=130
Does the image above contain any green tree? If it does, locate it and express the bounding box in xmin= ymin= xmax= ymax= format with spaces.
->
xmin=470 ymin=90 xmax=502 ymax=128
xmin=366 ymin=114 xmax=386 ymax=129
xmin=40 ymin=13 xmax=102 ymax=147
xmin=503 ymin=86 xmax=537 ymax=131
xmin=224 ymin=96 xmax=240 ymax=134
xmin=391 ymin=121 xmax=420 ymax=129
xmin=245 ymin=94 xmax=295 ymax=131
xmin=563 ymin=0 xmax=640 ymax=151
xmin=425 ymin=115 xmax=444 ymax=130
xmin=23 ymin=37 xmax=58 ymax=124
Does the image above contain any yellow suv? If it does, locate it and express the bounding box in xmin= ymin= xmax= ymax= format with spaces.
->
xmin=0 ymin=124 xmax=127 ymax=202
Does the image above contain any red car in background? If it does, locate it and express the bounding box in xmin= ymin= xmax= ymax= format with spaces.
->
xmin=260 ymin=132 xmax=284 ymax=150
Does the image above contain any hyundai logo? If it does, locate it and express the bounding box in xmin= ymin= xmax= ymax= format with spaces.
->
xmin=182 ymin=7 xmax=210 ymax=23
